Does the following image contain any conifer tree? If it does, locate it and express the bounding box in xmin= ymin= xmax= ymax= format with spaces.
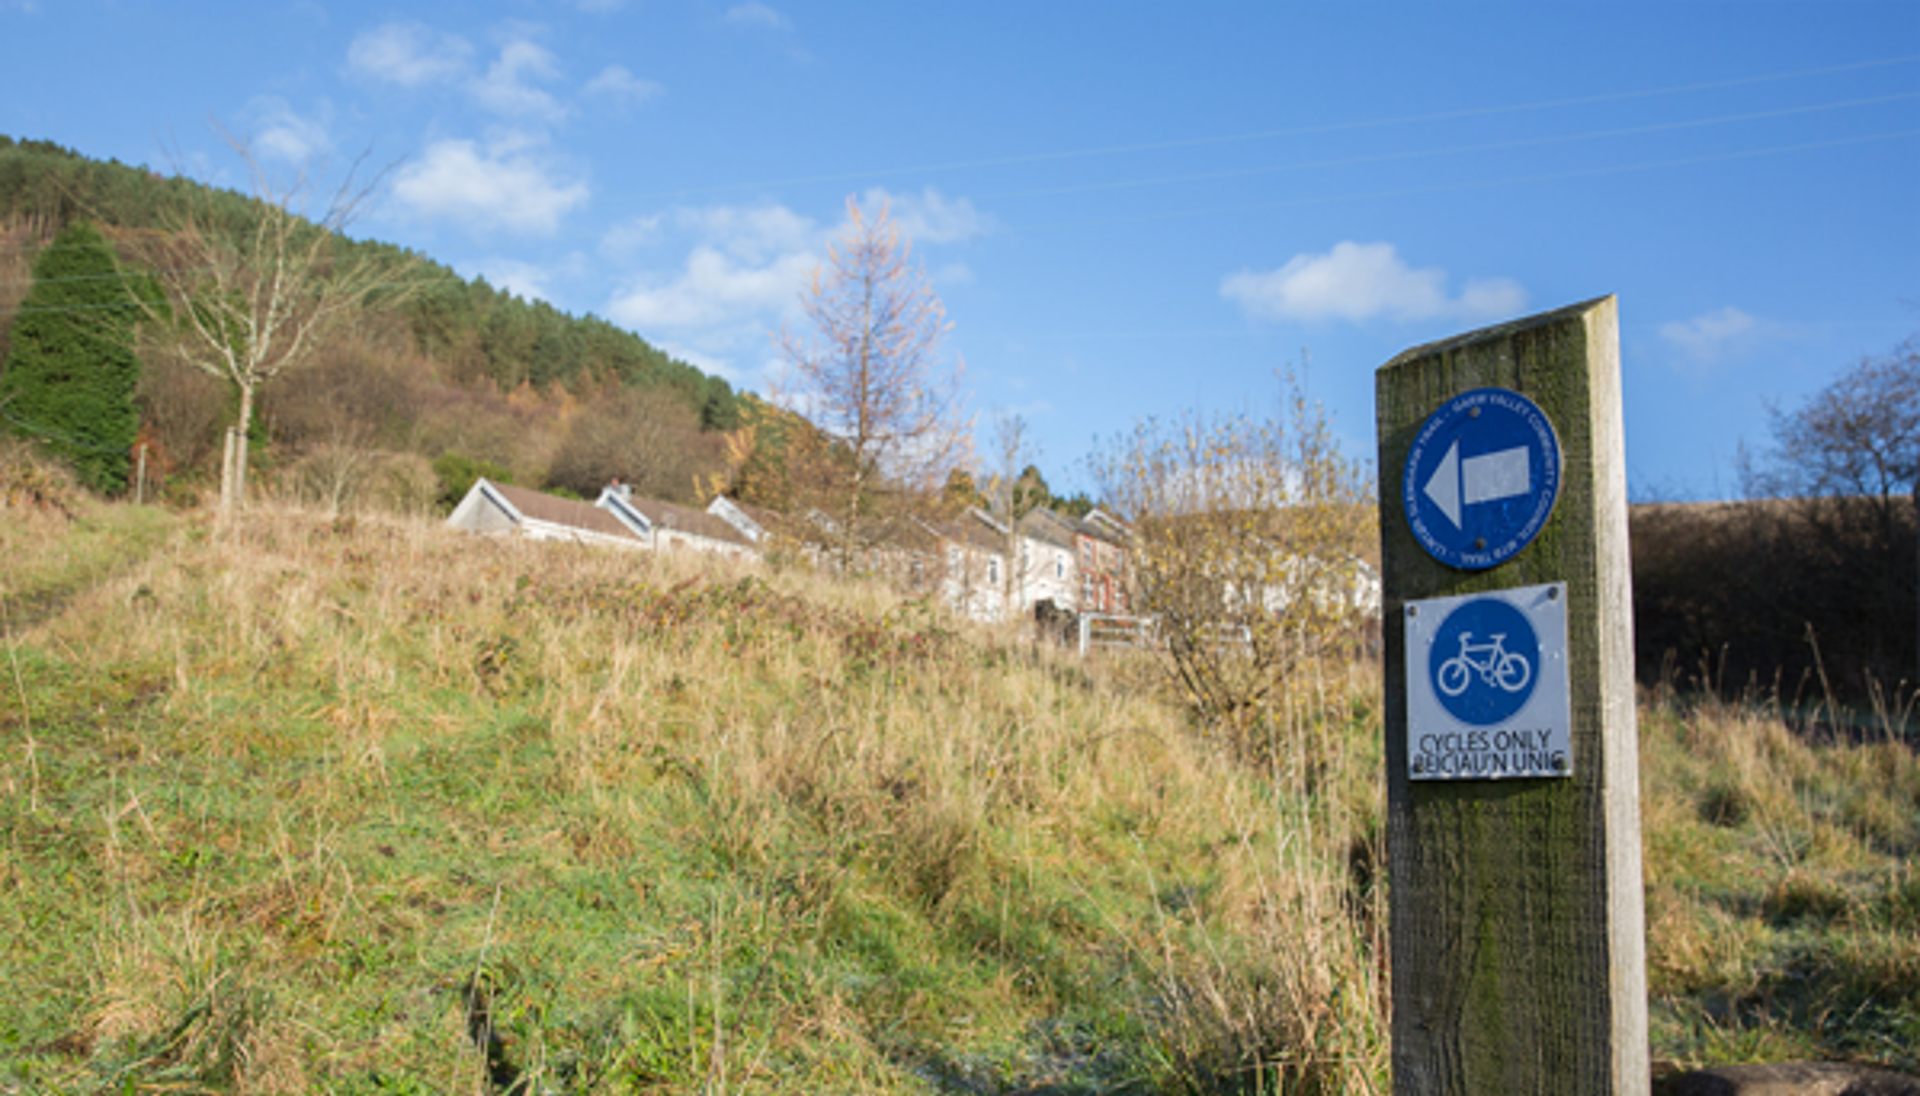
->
xmin=0 ymin=221 xmax=142 ymax=492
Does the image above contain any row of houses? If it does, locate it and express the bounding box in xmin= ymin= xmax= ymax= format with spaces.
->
xmin=445 ymin=477 xmax=1133 ymax=625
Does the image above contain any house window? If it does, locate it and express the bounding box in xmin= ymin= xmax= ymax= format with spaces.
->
xmin=989 ymin=558 xmax=1000 ymax=585
xmin=1055 ymin=558 xmax=1064 ymax=580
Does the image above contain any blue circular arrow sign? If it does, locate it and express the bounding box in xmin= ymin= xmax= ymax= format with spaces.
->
xmin=1402 ymin=388 xmax=1561 ymax=570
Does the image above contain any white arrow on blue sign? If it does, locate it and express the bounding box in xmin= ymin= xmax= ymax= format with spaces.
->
xmin=1402 ymin=388 xmax=1561 ymax=570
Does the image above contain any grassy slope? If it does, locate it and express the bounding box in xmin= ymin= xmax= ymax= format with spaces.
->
xmin=0 ymin=501 xmax=1386 ymax=1095
xmin=0 ymin=498 xmax=1913 ymax=1094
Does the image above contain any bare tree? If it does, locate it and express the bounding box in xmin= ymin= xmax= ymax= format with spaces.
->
xmin=1093 ymin=373 xmax=1374 ymax=761
xmin=1741 ymin=335 xmax=1920 ymax=683
xmin=545 ymin=382 xmax=719 ymax=504
xmin=1744 ymin=337 xmax=1920 ymax=530
xmin=775 ymin=196 xmax=970 ymax=566
xmin=985 ymin=409 xmax=1036 ymax=611
xmin=127 ymin=124 xmax=415 ymax=520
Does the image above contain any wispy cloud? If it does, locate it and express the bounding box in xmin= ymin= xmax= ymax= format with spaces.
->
xmin=392 ymin=139 xmax=589 ymax=235
xmin=603 ymin=193 xmax=989 ymax=390
xmin=1660 ymin=306 xmax=1767 ymax=369
xmin=605 ymin=202 xmax=824 ymax=335
xmin=610 ymin=245 xmax=818 ymax=332
xmin=347 ymin=21 xmax=471 ymax=87
xmin=603 ymin=201 xmax=828 ymax=389
xmin=470 ymin=37 xmax=568 ymax=122
xmin=675 ymin=204 xmax=818 ymax=262
xmin=583 ymin=64 xmax=664 ymax=109
xmin=724 ymin=2 xmax=791 ymax=31
xmin=348 ymin=21 xmax=577 ymax=125
xmin=241 ymin=96 xmax=333 ymax=164
xmin=721 ymin=2 xmax=811 ymax=62
xmin=475 ymin=258 xmax=555 ymax=302
xmin=1221 ymin=241 xmax=1526 ymax=324
xmin=861 ymin=187 xmax=993 ymax=246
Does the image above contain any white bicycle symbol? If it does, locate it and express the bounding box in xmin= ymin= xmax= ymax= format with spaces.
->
xmin=1436 ymin=631 xmax=1531 ymax=697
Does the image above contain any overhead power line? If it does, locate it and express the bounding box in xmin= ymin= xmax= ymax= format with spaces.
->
xmin=974 ymin=90 xmax=1920 ymax=204
xmin=1010 ymin=127 xmax=1920 ymax=234
xmin=623 ymin=53 xmax=1920 ymax=201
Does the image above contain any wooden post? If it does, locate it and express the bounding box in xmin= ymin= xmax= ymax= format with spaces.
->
xmin=1375 ymin=296 xmax=1648 ymax=1095
xmin=135 ymin=443 xmax=147 ymax=506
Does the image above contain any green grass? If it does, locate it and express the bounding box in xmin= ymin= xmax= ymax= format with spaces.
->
xmin=1639 ymin=697 xmax=1920 ymax=1074
xmin=1 ymin=500 xmax=1388 ymax=1094
xmin=1 ymin=494 xmax=1913 ymax=1093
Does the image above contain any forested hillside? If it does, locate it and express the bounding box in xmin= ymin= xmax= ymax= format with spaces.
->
xmin=0 ymin=135 xmax=743 ymax=508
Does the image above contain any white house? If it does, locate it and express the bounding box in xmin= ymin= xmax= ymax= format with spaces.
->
xmin=447 ymin=478 xmax=648 ymax=549
xmin=446 ymin=478 xmax=755 ymax=558
xmin=915 ymin=510 xmax=1009 ymax=624
xmin=602 ymin=484 xmax=757 ymax=558
xmin=1014 ymin=507 xmax=1081 ymax=614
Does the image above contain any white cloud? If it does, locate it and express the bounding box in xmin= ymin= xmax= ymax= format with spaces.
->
xmin=583 ymin=64 xmax=664 ymax=108
xmin=600 ymin=214 xmax=666 ymax=258
xmin=392 ymin=140 xmax=589 ymax=235
xmin=603 ymin=201 xmax=828 ymax=390
xmin=241 ymin=96 xmax=332 ymax=164
xmin=602 ymin=202 xmax=816 ymax=262
xmin=725 ymin=2 xmax=791 ymax=31
xmin=603 ymin=192 xmax=988 ymax=391
xmin=608 ymin=244 xmax=817 ymax=332
xmin=1221 ymin=241 xmax=1526 ymax=324
xmin=932 ymin=262 xmax=974 ymax=286
xmin=1660 ymin=306 xmax=1763 ymax=368
xmin=470 ymin=37 xmax=567 ymax=122
xmin=677 ymin=204 xmax=818 ymax=262
xmin=860 ymin=187 xmax=992 ymax=245
xmin=476 ymin=259 xmax=554 ymax=302
xmin=348 ymin=21 xmax=471 ymax=87
xmin=655 ymin=342 xmax=746 ymax=386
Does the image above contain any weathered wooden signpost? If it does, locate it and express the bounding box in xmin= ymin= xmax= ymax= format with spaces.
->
xmin=1375 ymin=296 xmax=1649 ymax=1095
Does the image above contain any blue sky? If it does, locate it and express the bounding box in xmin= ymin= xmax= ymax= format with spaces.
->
xmin=3 ymin=1 xmax=1915 ymax=501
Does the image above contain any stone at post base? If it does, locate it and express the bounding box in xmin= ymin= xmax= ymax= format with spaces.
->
xmin=1652 ymin=1062 xmax=1920 ymax=1096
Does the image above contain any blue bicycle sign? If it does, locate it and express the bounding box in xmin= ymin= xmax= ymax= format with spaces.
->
xmin=1426 ymin=595 xmax=1539 ymax=726
xmin=1436 ymin=630 xmax=1532 ymax=698
xmin=1404 ymin=582 xmax=1571 ymax=781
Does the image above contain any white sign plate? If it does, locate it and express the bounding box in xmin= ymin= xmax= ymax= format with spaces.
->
xmin=1404 ymin=582 xmax=1571 ymax=780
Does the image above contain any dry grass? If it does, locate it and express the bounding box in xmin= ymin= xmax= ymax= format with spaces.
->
xmin=7 ymin=484 xmax=1910 ymax=1091
xmin=2 ymin=498 xmax=1390 ymax=1093
xmin=1639 ymin=690 xmax=1920 ymax=1074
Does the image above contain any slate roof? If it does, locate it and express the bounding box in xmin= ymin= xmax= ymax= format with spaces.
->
xmin=1017 ymin=507 xmax=1080 ymax=550
xmin=923 ymin=510 xmax=1006 ymax=555
xmin=490 ymin=482 xmax=643 ymax=543
xmin=621 ymin=494 xmax=753 ymax=547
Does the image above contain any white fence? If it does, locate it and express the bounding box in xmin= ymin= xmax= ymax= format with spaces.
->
xmin=1076 ymin=613 xmax=1154 ymax=656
